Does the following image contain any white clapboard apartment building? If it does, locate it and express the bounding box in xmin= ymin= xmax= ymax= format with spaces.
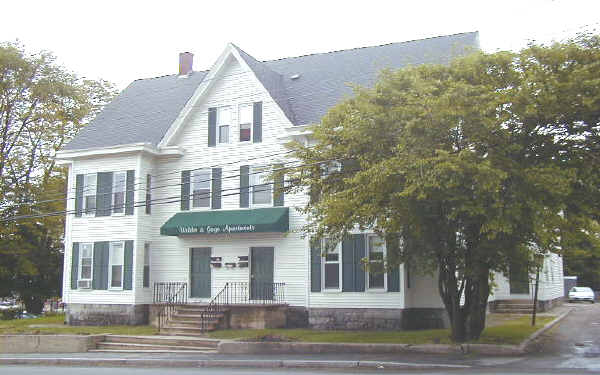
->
xmin=55 ymin=32 xmax=564 ymax=330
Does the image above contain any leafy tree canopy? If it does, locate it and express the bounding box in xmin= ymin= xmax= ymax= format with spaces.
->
xmin=285 ymin=34 xmax=600 ymax=342
xmin=0 ymin=41 xmax=117 ymax=313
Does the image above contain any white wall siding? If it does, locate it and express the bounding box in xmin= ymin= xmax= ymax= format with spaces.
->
xmin=64 ymin=154 xmax=140 ymax=305
xmin=490 ymin=252 xmax=564 ymax=301
xmin=146 ymin=56 xmax=309 ymax=306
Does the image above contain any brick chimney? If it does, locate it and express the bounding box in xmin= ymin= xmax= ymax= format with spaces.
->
xmin=179 ymin=52 xmax=194 ymax=76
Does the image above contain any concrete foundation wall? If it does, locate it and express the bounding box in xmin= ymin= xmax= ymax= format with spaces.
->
xmin=67 ymin=304 xmax=149 ymax=326
xmin=228 ymin=305 xmax=287 ymax=329
xmin=308 ymin=308 xmax=449 ymax=330
xmin=0 ymin=335 xmax=103 ymax=353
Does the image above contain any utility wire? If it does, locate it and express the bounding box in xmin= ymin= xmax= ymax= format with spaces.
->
xmin=2 ymin=177 xmax=304 ymax=222
xmin=1 ymin=159 xmax=345 ymax=222
xmin=3 ymin=155 xmax=330 ymax=211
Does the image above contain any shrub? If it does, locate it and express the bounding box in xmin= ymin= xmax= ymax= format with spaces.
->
xmin=0 ymin=307 xmax=22 ymax=320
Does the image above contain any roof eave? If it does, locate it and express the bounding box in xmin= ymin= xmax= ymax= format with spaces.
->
xmin=54 ymin=143 xmax=184 ymax=163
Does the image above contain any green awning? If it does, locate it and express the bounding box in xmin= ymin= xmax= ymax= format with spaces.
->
xmin=160 ymin=207 xmax=289 ymax=236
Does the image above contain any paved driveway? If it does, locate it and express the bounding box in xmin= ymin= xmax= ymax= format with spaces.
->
xmin=511 ymin=301 xmax=600 ymax=371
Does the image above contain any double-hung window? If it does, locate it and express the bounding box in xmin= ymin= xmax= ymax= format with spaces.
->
xmin=78 ymin=243 xmax=94 ymax=288
xmin=321 ymin=161 xmax=341 ymax=177
xmin=322 ymin=239 xmax=341 ymax=290
xmin=251 ymin=166 xmax=271 ymax=206
xmin=218 ymin=107 xmax=231 ymax=144
xmin=83 ymin=174 xmax=97 ymax=216
xmin=368 ymin=235 xmax=386 ymax=290
xmin=112 ymin=171 xmax=126 ymax=214
xmin=109 ymin=241 xmax=124 ymax=289
xmin=239 ymin=103 xmax=252 ymax=142
xmin=192 ymin=169 xmax=211 ymax=208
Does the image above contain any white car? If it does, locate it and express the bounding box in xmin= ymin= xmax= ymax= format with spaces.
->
xmin=568 ymin=287 xmax=595 ymax=303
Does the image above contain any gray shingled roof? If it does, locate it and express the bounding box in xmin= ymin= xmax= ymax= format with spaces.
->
xmin=63 ymin=32 xmax=479 ymax=151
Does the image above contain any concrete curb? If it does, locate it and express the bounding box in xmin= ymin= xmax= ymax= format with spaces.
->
xmin=217 ymin=340 xmax=523 ymax=356
xmin=217 ymin=308 xmax=574 ymax=357
xmin=0 ymin=357 xmax=470 ymax=370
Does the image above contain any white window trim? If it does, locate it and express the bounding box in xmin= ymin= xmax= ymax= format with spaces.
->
xmin=108 ymin=241 xmax=125 ymax=290
xmin=217 ymin=106 xmax=231 ymax=145
xmin=250 ymin=165 xmax=272 ymax=207
xmin=83 ymin=173 xmax=97 ymax=217
xmin=366 ymin=234 xmax=387 ymax=292
xmin=190 ymin=169 xmax=212 ymax=210
xmin=321 ymin=160 xmax=342 ymax=178
xmin=321 ymin=240 xmax=342 ymax=292
xmin=78 ymin=242 xmax=94 ymax=283
xmin=112 ymin=171 xmax=127 ymax=216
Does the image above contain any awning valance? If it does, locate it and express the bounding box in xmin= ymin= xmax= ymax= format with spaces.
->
xmin=160 ymin=207 xmax=289 ymax=236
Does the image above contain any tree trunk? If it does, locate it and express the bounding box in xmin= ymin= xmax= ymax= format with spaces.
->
xmin=439 ymin=263 xmax=490 ymax=342
xmin=22 ymin=294 xmax=45 ymax=314
xmin=466 ymin=266 xmax=490 ymax=340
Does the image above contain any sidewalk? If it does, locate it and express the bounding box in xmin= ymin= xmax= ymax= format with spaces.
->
xmin=0 ymin=351 xmax=475 ymax=370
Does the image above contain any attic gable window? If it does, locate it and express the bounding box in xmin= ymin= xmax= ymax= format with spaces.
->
xmin=217 ymin=107 xmax=231 ymax=144
xmin=239 ymin=103 xmax=253 ymax=142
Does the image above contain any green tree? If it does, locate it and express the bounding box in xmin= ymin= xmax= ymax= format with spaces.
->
xmin=284 ymin=34 xmax=600 ymax=342
xmin=0 ymin=41 xmax=117 ymax=313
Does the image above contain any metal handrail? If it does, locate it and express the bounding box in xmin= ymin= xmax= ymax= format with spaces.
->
xmin=154 ymin=282 xmax=188 ymax=331
xmin=199 ymin=282 xmax=286 ymax=331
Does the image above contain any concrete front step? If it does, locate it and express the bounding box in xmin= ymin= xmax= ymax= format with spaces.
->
xmin=160 ymin=327 xmax=217 ymax=336
xmin=495 ymin=304 xmax=533 ymax=308
xmin=171 ymin=313 xmax=223 ymax=321
xmin=161 ymin=323 xmax=218 ymax=331
xmin=89 ymin=349 xmax=218 ymax=354
xmin=494 ymin=309 xmax=534 ymax=314
xmin=97 ymin=342 xmax=216 ymax=351
xmin=103 ymin=335 xmax=219 ymax=348
xmin=162 ymin=321 xmax=214 ymax=329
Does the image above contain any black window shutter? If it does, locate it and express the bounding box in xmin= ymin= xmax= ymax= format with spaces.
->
xmin=181 ymin=171 xmax=190 ymax=211
xmin=123 ymin=240 xmax=134 ymax=290
xmin=145 ymin=174 xmax=152 ymax=214
xmin=208 ymin=107 xmax=217 ymax=147
xmin=342 ymin=234 xmax=366 ymax=292
xmin=239 ymin=165 xmax=250 ymax=208
xmin=125 ymin=170 xmax=135 ymax=215
xmin=211 ymin=168 xmax=222 ymax=209
xmin=273 ymin=163 xmax=284 ymax=207
xmin=342 ymin=236 xmax=355 ymax=292
xmin=75 ymin=175 xmax=84 ymax=217
xmin=353 ymin=234 xmax=366 ymax=292
xmin=386 ymin=234 xmax=401 ymax=292
xmin=253 ymin=102 xmax=262 ymax=143
xmin=388 ymin=266 xmax=400 ymax=292
xmin=93 ymin=241 xmax=109 ymax=290
xmin=96 ymin=172 xmax=113 ymax=217
xmin=71 ymin=242 xmax=79 ymax=290
xmin=310 ymin=239 xmax=322 ymax=292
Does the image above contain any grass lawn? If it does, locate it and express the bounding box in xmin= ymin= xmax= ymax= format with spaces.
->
xmin=207 ymin=315 xmax=555 ymax=346
xmin=0 ymin=314 xmax=157 ymax=336
xmin=0 ymin=313 xmax=554 ymax=345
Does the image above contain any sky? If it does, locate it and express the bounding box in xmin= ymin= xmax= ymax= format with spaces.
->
xmin=1 ymin=0 xmax=599 ymax=89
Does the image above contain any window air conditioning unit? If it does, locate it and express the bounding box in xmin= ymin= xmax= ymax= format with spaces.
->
xmin=78 ymin=280 xmax=91 ymax=289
